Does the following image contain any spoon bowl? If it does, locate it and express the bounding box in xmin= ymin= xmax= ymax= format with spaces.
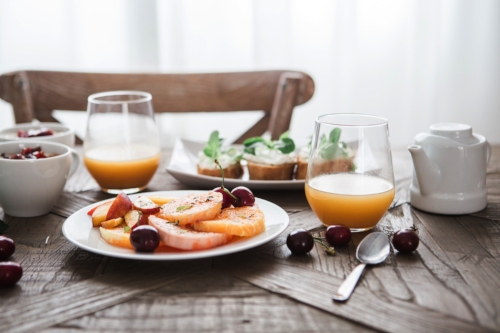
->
xmin=356 ymin=232 xmax=391 ymax=264
xmin=333 ymin=232 xmax=390 ymax=301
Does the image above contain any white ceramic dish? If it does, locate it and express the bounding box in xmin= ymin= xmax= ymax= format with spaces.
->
xmin=166 ymin=139 xmax=305 ymax=190
xmin=0 ymin=141 xmax=80 ymax=217
xmin=62 ymin=190 xmax=289 ymax=260
xmin=0 ymin=122 xmax=75 ymax=147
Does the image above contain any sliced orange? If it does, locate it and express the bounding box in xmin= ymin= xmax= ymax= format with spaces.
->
xmin=192 ymin=205 xmax=265 ymax=237
xmin=157 ymin=191 xmax=222 ymax=226
xmin=99 ymin=224 xmax=133 ymax=249
xmin=146 ymin=196 xmax=176 ymax=206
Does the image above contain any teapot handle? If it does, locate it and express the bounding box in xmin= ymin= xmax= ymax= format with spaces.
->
xmin=486 ymin=140 xmax=491 ymax=164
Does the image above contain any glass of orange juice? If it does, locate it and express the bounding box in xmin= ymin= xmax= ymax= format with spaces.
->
xmin=305 ymin=114 xmax=395 ymax=232
xmin=83 ymin=91 xmax=161 ymax=194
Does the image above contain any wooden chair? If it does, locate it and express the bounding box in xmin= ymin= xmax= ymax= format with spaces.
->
xmin=0 ymin=70 xmax=314 ymax=143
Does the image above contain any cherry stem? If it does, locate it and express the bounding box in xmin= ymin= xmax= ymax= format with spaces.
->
xmin=312 ymin=236 xmax=336 ymax=255
xmin=214 ymin=159 xmax=238 ymax=201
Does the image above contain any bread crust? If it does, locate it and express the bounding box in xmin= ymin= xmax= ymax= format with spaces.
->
xmin=295 ymin=156 xmax=308 ymax=180
xmin=197 ymin=162 xmax=243 ymax=179
xmin=247 ymin=161 xmax=295 ymax=180
xmin=296 ymin=156 xmax=354 ymax=179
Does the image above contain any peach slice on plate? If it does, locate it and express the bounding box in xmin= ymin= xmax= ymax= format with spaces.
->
xmin=106 ymin=192 xmax=133 ymax=220
xmin=91 ymin=201 xmax=113 ymax=227
xmin=101 ymin=217 xmax=124 ymax=229
xmin=99 ymin=225 xmax=133 ymax=249
xmin=133 ymin=196 xmax=160 ymax=214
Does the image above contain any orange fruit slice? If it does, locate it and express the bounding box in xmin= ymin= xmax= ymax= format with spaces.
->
xmin=192 ymin=205 xmax=265 ymax=237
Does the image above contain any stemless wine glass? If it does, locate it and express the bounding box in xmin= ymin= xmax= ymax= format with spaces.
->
xmin=305 ymin=114 xmax=395 ymax=232
xmin=84 ymin=91 xmax=161 ymax=194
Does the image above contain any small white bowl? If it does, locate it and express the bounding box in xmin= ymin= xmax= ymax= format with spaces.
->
xmin=0 ymin=122 xmax=75 ymax=148
xmin=0 ymin=141 xmax=80 ymax=217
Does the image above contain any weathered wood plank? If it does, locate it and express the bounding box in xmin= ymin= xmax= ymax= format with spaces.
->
xmin=43 ymin=270 xmax=375 ymax=333
xmin=413 ymin=209 xmax=500 ymax=329
xmin=0 ymin=261 xmax=211 ymax=333
xmin=215 ymin=253 xmax=491 ymax=333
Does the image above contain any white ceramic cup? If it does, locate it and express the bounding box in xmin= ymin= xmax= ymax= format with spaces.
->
xmin=0 ymin=141 xmax=80 ymax=217
xmin=0 ymin=122 xmax=75 ymax=148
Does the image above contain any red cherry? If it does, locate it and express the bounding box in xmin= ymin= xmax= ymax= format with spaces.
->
xmin=392 ymin=228 xmax=419 ymax=253
xmin=0 ymin=262 xmax=22 ymax=287
xmin=0 ymin=236 xmax=15 ymax=260
xmin=231 ymin=186 xmax=255 ymax=207
xmin=325 ymin=225 xmax=352 ymax=246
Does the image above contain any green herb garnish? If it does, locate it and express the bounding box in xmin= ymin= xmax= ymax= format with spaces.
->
xmin=243 ymin=131 xmax=296 ymax=155
xmin=203 ymin=130 xmax=223 ymax=159
xmin=124 ymin=226 xmax=131 ymax=233
xmin=176 ymin=205 xmax=192 ymax=212
xmin=319 ymin=128 xmax=350 ymax=160
xmin=203 ymin=130 xmax=242 ymax=162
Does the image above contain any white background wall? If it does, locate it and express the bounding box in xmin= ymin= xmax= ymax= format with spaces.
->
xmin=1 ymin=0 xmax=499 ymax=148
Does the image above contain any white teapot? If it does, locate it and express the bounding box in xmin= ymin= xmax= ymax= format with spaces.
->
xmin=408 ymin=123 xmax=491 ymax=214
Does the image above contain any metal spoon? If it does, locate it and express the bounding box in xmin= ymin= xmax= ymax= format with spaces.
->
xmin=332 ymin=232 xmax=390 ymax=302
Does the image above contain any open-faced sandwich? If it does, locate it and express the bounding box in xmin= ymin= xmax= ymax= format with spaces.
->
xmin=242 ymin=132 xmax=296 ymax=180
xmin=197 ymin=130 xmax=243 ymax=179
xmin=302 ymin=128 xmax=355 ymax=178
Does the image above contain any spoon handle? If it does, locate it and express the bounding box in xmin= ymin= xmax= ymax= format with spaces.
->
xmin=332 ymin=263 xmax=367 ymax=302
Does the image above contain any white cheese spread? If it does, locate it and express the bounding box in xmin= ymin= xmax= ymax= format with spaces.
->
xmin=243 ymin=145 xmax=296 ymax=165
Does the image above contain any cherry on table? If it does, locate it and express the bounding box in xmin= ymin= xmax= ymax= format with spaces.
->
xmin=286 ymin=229 xmax=314 ymax=255
xmin=325 ymin=225 xmax=352 ymax=246
xmin=0 ymin=261 xmax=22 ymax=287
xmin=0 ymin=236 xmax=15 ymax=260
xmin=392 ymin=228 xmax=419 ymax=253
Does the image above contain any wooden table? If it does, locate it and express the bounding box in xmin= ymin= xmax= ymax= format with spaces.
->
xmin=1 ymin=146 xmax=499 ymax=333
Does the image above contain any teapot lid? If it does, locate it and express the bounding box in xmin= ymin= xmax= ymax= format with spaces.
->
xmin=429 ymin=123 xmax=480 ymax=144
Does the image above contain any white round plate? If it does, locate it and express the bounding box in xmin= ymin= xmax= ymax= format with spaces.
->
xmin=62 ymin=190 xmax=289 ymax=260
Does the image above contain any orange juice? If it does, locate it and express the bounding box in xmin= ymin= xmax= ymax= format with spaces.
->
xmin=84 ymin=144 xmax=160 ymax=190
xmin=305 ymin=173 xmax=395 ymax=231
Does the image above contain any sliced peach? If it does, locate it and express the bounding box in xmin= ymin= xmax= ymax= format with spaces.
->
xmin=124 ymin=209 xmax=142 ymax=228
xmin=133 ymin=196 xmax=160 ymax=214
xmin=101 ymin=217 xmax=124 ymax=229
xmin=146 ymin=196 xmax=176 ymax=206
xmin=106 ymin=192 xmax=133 ymax=220
xmin=99 ymin=225 xmax=133 ymax=249
xmin=92 ymin=201 xmax=113 ymax=227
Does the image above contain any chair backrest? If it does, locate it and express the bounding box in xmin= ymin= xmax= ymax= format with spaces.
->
xmin=0 ymin=70 xmax=314 ymax=143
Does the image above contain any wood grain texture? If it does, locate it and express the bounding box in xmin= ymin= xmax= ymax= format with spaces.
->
xmin=215 ymin=253 xmax=492 ymax=333
xmin=42 ymin=270 xmax=375 ymax=333
xmin=0 ymin=261 xmax=210 ymax=333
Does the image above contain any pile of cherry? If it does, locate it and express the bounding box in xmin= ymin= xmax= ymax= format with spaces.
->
xmin=287 ymin=226 xmax=419 ymax=255
xmin=0 ymin=236 xmax=22 ymax=287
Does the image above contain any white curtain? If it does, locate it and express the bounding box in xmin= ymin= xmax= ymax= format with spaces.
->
xmin=0 ymin=0 xmax=499 ymax=148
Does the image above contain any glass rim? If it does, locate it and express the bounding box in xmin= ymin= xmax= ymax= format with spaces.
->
xmin=316 ymin=113 xmax=388 ymax=127
xmin=88 ymin=91 xmax=152 ymax=105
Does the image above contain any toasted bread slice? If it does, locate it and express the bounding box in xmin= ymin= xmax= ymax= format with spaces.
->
xmin=246 ymin=161 xmax=295 ymax=180
xmin=310 ymin=158 xmax=354 ymax=175
xmin=295 ymin=155 xmax=308 ymax=180
xmin=193 ymin=205 xmax=265 ymax=237
xmin=197 ymin=162 xmax=243 ymax=179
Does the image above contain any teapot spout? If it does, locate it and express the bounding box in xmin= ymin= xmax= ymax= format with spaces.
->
xmin=408 ymin=145 xmax=440 ymax=196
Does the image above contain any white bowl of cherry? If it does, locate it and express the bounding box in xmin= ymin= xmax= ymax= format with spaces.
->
xmin=0 ymin=122 xmax=75 ymax=148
